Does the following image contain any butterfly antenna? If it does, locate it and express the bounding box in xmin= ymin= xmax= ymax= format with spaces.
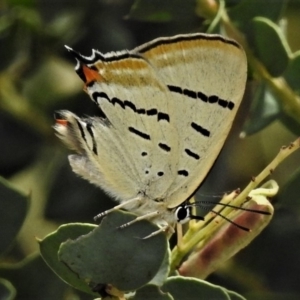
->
xmin=187 ymin=200 xmax=272 ymax=231
xmin=191 ymin=209 xmax=250 ymax=231
xmin=190 ymin=200 xmax=271 ymax=215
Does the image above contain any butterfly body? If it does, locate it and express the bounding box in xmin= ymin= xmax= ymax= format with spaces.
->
xmin=55 ymin=33 xmax=247 ymax=230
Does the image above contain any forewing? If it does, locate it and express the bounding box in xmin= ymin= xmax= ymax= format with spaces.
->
xmin=135 ymin=33 xmax=247 ymax=208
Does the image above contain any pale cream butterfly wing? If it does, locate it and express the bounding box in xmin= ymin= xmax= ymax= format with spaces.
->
xmin=134 ymin=34 xmax=247 ymax=209
xmin=54 ymin=33 xmax=247 ymax=230
xmin=56 ymin=43 xmax=180 ymax=211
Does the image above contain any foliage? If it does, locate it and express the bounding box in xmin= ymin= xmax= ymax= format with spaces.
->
xmin=1 ymin=0 xmax=300 ymax=299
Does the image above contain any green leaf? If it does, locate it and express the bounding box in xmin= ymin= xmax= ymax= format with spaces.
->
xmin=0 ymin=176 xmax=29 ymax=255
xmin=241 ymin=83 xmax=280 ymax=137
xmin=0 ymin=278 xmax=16 ymax=300
xmin=162 ymin=277 xmax=230 ymax=299
xmin=284 ymin=50 xmax=300 ymax=94
xmin=131 ymin=284 xmax=172 ymax=300
xmin=128 ymin=0 xmax=196 ymax=22
xmin=148 ymin=248 xmax=170 ymax=287
xmin=228 ymin=0 xmax=286 ymax=39
xmin=39 ymin=222 xmax=98 ymax=296
xmin=252 ymin=17 xmax=291 ymax=77
xmin=58 ymin=211 xmax=168 ymax=292
xmin=227 ymin=290 xmax=246 ymax=300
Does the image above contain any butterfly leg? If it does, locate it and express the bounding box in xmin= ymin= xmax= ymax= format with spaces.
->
xmin=118 ymin=211 xmax=160 ymax=229
xmin=94 ymin=196 xmax=142 ymax=221
xmin=142 ymin=225 xmax=175 ymax=239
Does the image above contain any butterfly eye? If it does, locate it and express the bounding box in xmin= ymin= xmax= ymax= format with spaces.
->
xmin=175 ymin=204 xmax=191 ymax=224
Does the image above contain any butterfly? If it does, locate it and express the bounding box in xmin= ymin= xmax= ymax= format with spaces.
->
xmin=54 ymin=33 xmax=248 ymax=236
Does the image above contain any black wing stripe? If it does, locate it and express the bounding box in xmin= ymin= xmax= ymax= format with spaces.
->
xmin=167 ymin=85 xmax=234 ymax=110
xmin=185 ymin=148 xmax=200 ymax=160
xmin=128 ymin=127 xmax=151 ymax=140
xmin=191 ymin=122 xmax=210 ymax=137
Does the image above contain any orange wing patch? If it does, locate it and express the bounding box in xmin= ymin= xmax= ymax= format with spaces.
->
xmin=82 ymin=64 xmax=103 ymax=85
xmin=55 ymin=118 xmax=68 ymax=126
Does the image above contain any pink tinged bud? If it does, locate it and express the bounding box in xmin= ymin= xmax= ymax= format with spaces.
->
xmin=178 ymin=197 xmax=273 ymax=279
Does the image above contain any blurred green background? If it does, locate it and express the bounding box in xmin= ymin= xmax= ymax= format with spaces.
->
xmin=1 ymin=0 xmax=300 ymax=299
